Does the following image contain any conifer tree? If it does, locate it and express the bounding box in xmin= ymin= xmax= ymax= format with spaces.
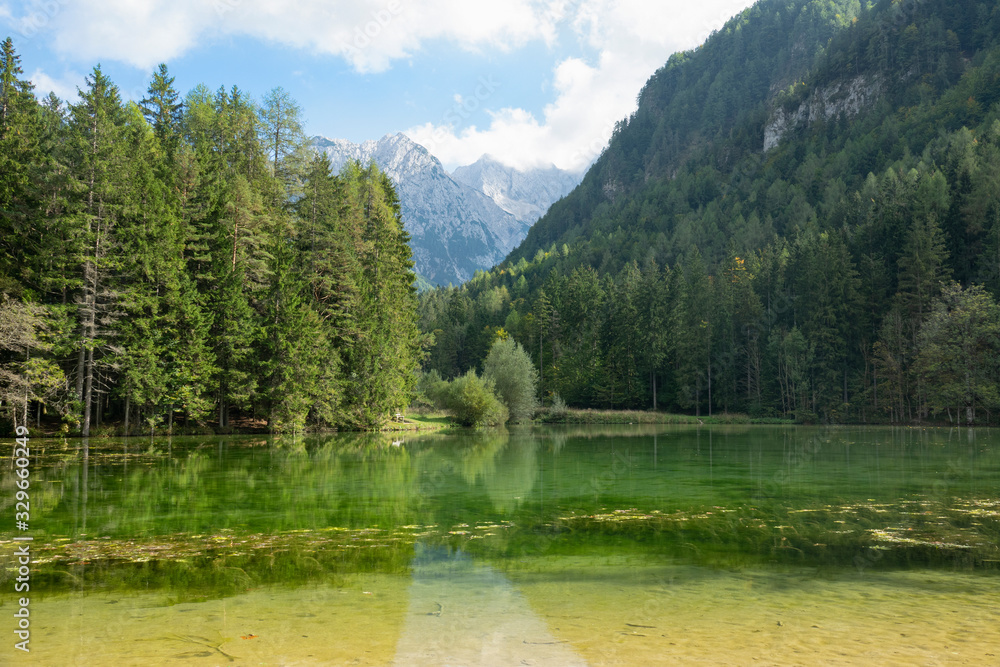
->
xmin=296 ymin=153 xmax=361 ymax=342
xmin=896 ymin=214 xmax=951 ymax=322
xmin=673 ymin=248 xmax=712 ymax=416
xmin=339 ymin=162 xmax=420 ymax=427
xmin=259 ymin=86 xmax=306 ymax=199
xmin=261 ymin=235 xmax=333 ymax=431
xmin=0 ymin=38 xmax=42 ymax=286
xmin=118 ymin=101 xmax=213 ymax=432
xmin=140 ymin=64 xmax=183 ymax=157
xmin=67 ymin=66 xmax=129 ymax=435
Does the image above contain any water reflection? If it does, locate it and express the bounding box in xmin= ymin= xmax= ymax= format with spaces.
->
xmin=394 ymin=542 xmax=587 ymax=666
xmin=2 ymin=426 xmax=998 ymax=601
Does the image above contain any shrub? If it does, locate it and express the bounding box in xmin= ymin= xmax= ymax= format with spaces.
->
xmin=549 ymin=393 xmax=568 ymax=420
xmin=447 ymin=370 xmax=508 ymax=427
xmin=482 ymin=338 xmax=538 ymax=422
xmin=416 ymin=370 xmax=450 ymax=410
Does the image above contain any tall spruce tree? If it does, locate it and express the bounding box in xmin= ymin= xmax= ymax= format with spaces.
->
xmin=0 ymin=38 xmax=42 ymax=289
xmin=139 ymin=64 xmax=183 ymax=157
xmin=339 ymin=162 xmax=420 ymax=428
xmin=261 ymin=234 xmax=333 ymax=431
xmin=67 ymin=66 xmax=129 ymax=436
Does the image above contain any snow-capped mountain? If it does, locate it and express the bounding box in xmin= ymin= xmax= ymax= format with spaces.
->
xmin=311 ymin=134 xmax=580 ymax=286
xmin=452 ymin=155 xmax=580 ymax=225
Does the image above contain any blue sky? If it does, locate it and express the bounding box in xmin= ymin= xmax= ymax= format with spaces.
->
xmin=1 ymin=0 xmax=755 ymax=171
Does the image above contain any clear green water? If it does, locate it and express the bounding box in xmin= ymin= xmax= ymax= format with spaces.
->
xmin=2 ymin=425 xmax=999 ymax=664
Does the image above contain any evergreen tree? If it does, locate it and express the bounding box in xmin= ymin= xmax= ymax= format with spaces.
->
xmin=793 ymin=231 xmax=860 ymax=416
xmin=339 ymin=162 xmax=420 ymax=427
xmin=261 ymin=236 xmax=334 ymax=431
xmin=0 ymin=38 xmax=42 ymax=289
xmin=896 ymin=214 xmax=951 ymax=321
xmin=140 ymin=64 xmax=183 ymax=157
xmin=66 ymin=66 xmax=129 ymax=435
xmin=118 ymin=102 xmax=213 ymax=433
xmin=0 ymin=295 xmax=65 ymax=430
xmin=296 ymin=153 xmax=361 ymax=343
xmin=673 ymin=249 xmax=712 ymax=416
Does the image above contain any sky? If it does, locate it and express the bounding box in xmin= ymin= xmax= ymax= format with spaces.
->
xmin=1 ymin=0 xmax=756 ymax=172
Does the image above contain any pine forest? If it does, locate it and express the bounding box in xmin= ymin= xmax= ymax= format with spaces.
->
xmin=0 ymin=41 xmax=421 ymax=434
xmin=418 ymin=0 xmax=1000 ymax=425
xmin=5 ymin=0 xmax=1000 ymax=432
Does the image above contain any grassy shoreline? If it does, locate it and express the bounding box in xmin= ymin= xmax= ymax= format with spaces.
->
xmin=534 ymin=408 xmax=792 ymax=425
xmin=18 ymin=408 xmax=983 ymax=438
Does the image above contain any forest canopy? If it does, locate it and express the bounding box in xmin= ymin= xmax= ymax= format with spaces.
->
xmin=418 ymin=0 xmax=1000 ymax=425
xmin=0 ymin=39 xmax=422 ymax=434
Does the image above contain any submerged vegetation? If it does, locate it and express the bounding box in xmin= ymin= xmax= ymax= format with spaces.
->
xmin=3 ymin=427 xmax=997 ymax=600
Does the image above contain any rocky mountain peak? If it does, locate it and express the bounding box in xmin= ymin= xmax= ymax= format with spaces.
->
xmin=311 ymin=134 xmax=580 ymax=286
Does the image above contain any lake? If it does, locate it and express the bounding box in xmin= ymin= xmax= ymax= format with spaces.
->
xmin=3 ymin=425 xmax=999 ymax=665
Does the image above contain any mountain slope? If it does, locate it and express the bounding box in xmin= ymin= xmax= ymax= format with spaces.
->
xmin=509 ymin=0 xmax=998 ymax=274
xmin=314 ymin=133 xmax=520 ymax=285
xmin=508 ymin=0 xmax=868 ymax=266
xmin=312 ymin=135 xmax=580 ymax=286
xmin=418 ymin=0 xmax=1000 ymax=422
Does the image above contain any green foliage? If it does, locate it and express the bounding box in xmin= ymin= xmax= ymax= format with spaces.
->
xmin=0 ymin=40 xmax=422 ymax=433
xmin=338 ymin=161 xmax=421 ymax=429
xmin=418 ymin=0 xmax=1000 ymax=425
xmin=416 ymin=370 xmax=451 ymax=410
xmin=0 ymin=295 xmax=66 ymax=430
xmin=482 ymin=337 xmax=538 ymax=422
xmin=548 ymin=393 xmax=568 ymax=421
xmin=915 ymin=282 xmax=1000 ymax=423
xmin=447 ymin=370 xmax=508 ymax=427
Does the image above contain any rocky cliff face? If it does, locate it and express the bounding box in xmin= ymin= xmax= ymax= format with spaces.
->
xmin=764 ymin=74 xmax=884 ymax=151
xmin=312 ymin=134 xmax=579 ymax=286
xmin=451 ymin=155 xmax=580 ymax=224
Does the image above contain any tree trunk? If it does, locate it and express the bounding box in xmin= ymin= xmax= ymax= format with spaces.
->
xmin=124 ymin=393 xmax=130 ymax=436
xmin=539 ymin=329 xmax=544 ymax=405
xmin=707 ymin=359 xmax=712 ymax=417
xmin=82 ymin=345 xmax=94 ymax=437
xmin=76 ymin=343 xmax=85 ymax=403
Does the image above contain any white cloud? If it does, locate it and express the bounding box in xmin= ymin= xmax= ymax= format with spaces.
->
xmin=25 ymin=0 xmax=561 ymax=72
xmin=28 ymin=68 xmax=84 ymax=103
xmin=407 ymin=0 xmax=756 ymax=171
xmin=17 ymin=0 xmax=755 ymax=170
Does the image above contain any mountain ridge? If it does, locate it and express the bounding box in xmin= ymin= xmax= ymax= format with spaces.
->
xmin=311 ymin=134 xmax=579 ymax=285
xmin=418 ymin=0 xmax=1000 ymax=422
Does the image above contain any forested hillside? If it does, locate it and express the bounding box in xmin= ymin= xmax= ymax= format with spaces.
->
xmin=419 ymin=0 xmax=1000 ymax=424
xmin=0 ymin=40 xmax=421 ymax=434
